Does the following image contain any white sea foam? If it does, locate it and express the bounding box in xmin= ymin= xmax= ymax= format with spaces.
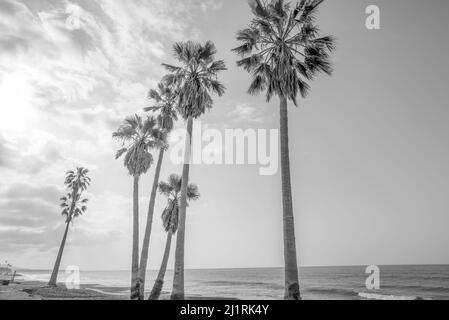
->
xmin=20 ymin=273 xmax=51 ymax=283
xmin=85 ymin=287 xmax=128 ymax=296
xmin=358 ymin=292 xmax=426 ymax=300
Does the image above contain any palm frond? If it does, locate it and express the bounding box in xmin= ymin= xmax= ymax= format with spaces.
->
xmin=162 ymin=63 xmax=182 ymax=73
xmin=248 ymin=0 xmax=270 ymax=18
xmin=199 ymin=40 xmax=217 ymax=62
xmin=148 ymin=89 xmax=162 ymax=102
xmin=168 ymin=174 xmax=182 ymax=192
xmin=116 ymin=148 xmax=128 ymax=160
xmin=59 ymin=167 xmax=90 ymax=222
xmin=208 ymin=60 xmax=227 ymax=73
xmin=248 ymin=75 xmax=267 ymax=95
xmin=269 ymin=0 xmax=287 ymax=19
xmin=114 ymin=115 xmax=163 ymax=176
xmin=232 ymin=43 xmax=254 ymax=56
xmin=158 ymin=181 xmax=174 ymax=197
xmin=145 ymin=80 xmax=179 ymax=132
xmin=234 ymin=0 xmax=335 ymax=103
xmin=187 ymin=184 xmax=200 ymax=201
xmin=163 ymin=41 xmax=226 ymax=120
xmin=236 ymin=54 xmax=262 ymax=72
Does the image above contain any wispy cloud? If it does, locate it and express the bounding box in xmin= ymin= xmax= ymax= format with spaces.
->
xmin=0 ymin=0 xmax=223 ymax=264
xmin=229 ymin=103 xmax=265 ymax=124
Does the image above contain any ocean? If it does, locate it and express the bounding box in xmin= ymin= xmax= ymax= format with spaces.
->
xmin=17 ymin=265 xmax=449 ymax=300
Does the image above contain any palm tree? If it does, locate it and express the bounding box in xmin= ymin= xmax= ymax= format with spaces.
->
xmin=163 ymin=40 xmax=226 ymax=300
xmin=113 ymin=115 xmax=163 ymax=300
xmin=148 ymin=175 xmax=200 ymax=300
xmin=48 ymin=167 xmax=90 ymax=287
xmin=137 ymin=81 xmax=178 ymax=300
xmin=233 ymin=0 xmax=335 ymax=300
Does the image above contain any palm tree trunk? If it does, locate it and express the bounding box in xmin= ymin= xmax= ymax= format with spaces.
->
xmin=138 ymin=148 xmax=165 ymax=299
xmin=171 ymin=116 xmax=193 ymax=300
xmin=149 ymin=231 xmax=173 ymax=300
xmin=130 ymin=175 xmax=140 ymax=300
xmin=279 ymin=95 xmax=301 ymax=300
xmin=48 ymin=220 xmax=71 ymax=287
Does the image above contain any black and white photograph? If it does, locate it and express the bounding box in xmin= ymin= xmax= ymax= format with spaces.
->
xmin=0 ymin=0 xmax=448 ymax=308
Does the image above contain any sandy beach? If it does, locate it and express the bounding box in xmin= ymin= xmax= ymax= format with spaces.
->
xmin=0 ymin=280 xmax=126 ymax=300
xmin=0 ymin=280 xmax=239 ymax=300
xmin=2 ymin=266 xmax=447 ymax=300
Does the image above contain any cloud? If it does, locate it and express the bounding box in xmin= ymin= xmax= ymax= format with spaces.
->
xmin=0 ymin=183 xmax=61 ymax=203
xmin=0 ymin=0 xmax=224 ymax=265
xmin=0 ymin=0 xmax=213 ymax=118
xmin=198 ymin=0 xmax=224 ymax=13
xmin=0 ymin=228 xmax=56 ymax=252
xmin=0 ymin=127 xmax=68 ymax=176
xmin=0 ymin=183 xmax=61 ymax=227
xmin=229 ymin=103 xmax=264 ymax=124
xmin=0 ymin=181 xmax=130 ymax=253
xmin=0 ymin=0 xmax=224 ymax=177
xmin=0 ymin=135 xmax=12 ymax=167
xmin=0 ymin=182 xmax=63 ymax=253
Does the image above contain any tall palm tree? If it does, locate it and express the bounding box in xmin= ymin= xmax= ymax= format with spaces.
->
xmin=137 ymin=81 xmax=178 ymax=300
xmin=48 ymin=167 xmax=90 ymax=287
xmin=148 ymin=175 xmax=200 ymax=300
xmin=233 ymin=0 xmax=335 ymax=300
xmin=163 ymin=40 xmax=226 ymax=300
xmin=113 ymin=115 xmax=163 ymax=300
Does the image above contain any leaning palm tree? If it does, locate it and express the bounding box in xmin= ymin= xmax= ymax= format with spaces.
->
xmin=48 ymin=167 xmax=90 ymax=287
xmin=113 ymin=115 xmax=163 ymax=300
xmin=148 ymin=175 xmax=200 ymax=300
xmin=163 ymin=40 xmax=226 ymax=300
xmin=137 ymin=81 xmax=178 ymax=299
xmin=233 ymin=0 xmax=335 ymax=300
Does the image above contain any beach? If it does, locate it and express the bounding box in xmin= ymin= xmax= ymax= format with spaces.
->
xmin=0 ymin=281 xmax=239 ymax=300
xmin=0 ymin=281 xmax=124 ymax=300
xmin=2 ymin=265 xmax=448 ymax=300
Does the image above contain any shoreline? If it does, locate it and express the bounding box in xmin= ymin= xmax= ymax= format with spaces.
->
xmin=0 ymin=280 xmax=239 ymax=300
xmin=0 ymin=281 xmax=124 ymax=300
xmin=3 ymin=266 xmax=444 ymax=300
xmin=0 ymin=280 xmax=432 ymax=301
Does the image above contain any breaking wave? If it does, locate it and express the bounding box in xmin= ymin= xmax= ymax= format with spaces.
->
xmin=358 ymin=292 xmax=427 ymax=300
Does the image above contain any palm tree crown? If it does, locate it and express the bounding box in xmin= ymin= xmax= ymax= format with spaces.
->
xmin=163 ymin=41 xmax=227 ymax=119
xmin=60 ymin=167 xmax=90 ymax=222
xmin=158 ymin=174 xmax=200 ymax=234
xmin=233 ymin=0 xmax=335 ymax=104
xmin=113 ymin=115 xmax=165 ymax=176
xmin=144 ymin=81 xmax=179 ymax=132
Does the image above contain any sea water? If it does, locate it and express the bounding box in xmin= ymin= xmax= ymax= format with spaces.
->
xmin=18 ymin=265 xmax=449 ymax=300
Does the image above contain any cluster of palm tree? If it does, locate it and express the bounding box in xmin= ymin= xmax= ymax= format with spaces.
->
xmin=107 ymin=0 xmax=335 ymax=301
xmin=46 ymin=0 xmax=334 ymax=301
xmin=149 ymin=175 xmax=200 ymax=300
xmin=113 ymin=40 xmax=226 ymax=300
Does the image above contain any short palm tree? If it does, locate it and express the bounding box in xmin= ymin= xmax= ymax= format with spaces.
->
xmin=48 ymin=167 xmax=90 ymax=287
xmin=163 ymin=40 xmax=226 ymax=300
xmin=148 ymin=174 xmax=200 ymax=300
xmin=137 ymin=81 xmax=178 ymax=300
xmin=113 ymin=115 xmax=163 ymax=300
xmin=233 ymin=0 xmax=335 ymax=300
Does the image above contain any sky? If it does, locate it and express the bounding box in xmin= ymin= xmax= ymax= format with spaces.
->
xmin=0 ymin=0 xmax=449 ymax=271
